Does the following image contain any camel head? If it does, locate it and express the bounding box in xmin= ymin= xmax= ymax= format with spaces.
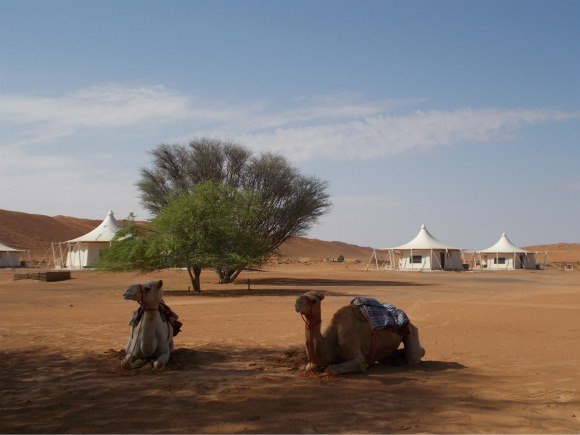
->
xmin=295 ymin=291 xmax=325 ymax=315
xmin=123 ymin=280 xmax=164 ymax=309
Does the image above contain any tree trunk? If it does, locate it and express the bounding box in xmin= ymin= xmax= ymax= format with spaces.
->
xmin=214 ymin=267 xmax=243 ymax=284
xmin=187 ymin=266 xmax=202 ymax=293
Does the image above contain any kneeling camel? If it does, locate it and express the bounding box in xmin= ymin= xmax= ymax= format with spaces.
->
xmin=122 ymin=280 xmax=174 ymax=369
xmin=295 ymin=291 xmax=424 ymax=375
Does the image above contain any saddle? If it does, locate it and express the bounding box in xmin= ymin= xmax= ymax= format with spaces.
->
xmin=130 ymin=302 xmax=182 ymax=337
xmin=350 ymin=296 xmax=410 ymax=336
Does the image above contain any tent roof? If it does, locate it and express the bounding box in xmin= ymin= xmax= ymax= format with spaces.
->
xmin=479 ymin=233 xmax=528 ymax=254
xmin=0 ymin=241 xmax=24 ymax=252
xmin=390 ymin=224 xmax=460 ymax=251
xmin=66 ymin=210 xmax=122 ymax=243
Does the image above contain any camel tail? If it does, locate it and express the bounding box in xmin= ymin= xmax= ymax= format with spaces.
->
xmin=403 ymin=322 xmax=425 ymax=365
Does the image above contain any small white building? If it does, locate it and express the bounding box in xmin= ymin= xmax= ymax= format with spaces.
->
xmin=64 ymin=210 xmax=122 ymax=269
xmin=391 ymin=224 xmax=462 ymax=271
xmin=479 ymin=233 xmax=536 ymax=270
xmin=0 ymin=241 xmax=24 ymax=267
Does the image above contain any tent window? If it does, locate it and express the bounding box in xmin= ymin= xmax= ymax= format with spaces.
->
xmin=412 ymin=255 xmax=422 ymax=264
xmin=495 ymin=257 xmax=506 ymax=264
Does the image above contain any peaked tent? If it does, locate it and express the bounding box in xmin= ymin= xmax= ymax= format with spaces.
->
xmin=64 ymin=210 xmax=122 ymax=268
xmin=0 ymin=241 xmax=24 ymax=267
xmin=479 ymin=233 xmax=536 ymax=270
xmin=390 ymin=224 xmax=462 ymax=271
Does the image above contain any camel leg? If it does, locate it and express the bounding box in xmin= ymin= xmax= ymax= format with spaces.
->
xmin=305 ymin=362 xmax=320 ymax=372
xmin=403 ymin=323 xmax=425 ymax=365
xmin=153 ymin=349 xmax=171 ymax=369
xmin=325 ymin=352 xmax=367 ymax=375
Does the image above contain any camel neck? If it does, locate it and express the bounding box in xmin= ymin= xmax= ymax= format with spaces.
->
xmin=140 ymin=308 xmax=159 ymax=355
xmin=304 ymin=315 xmax=330 ymax=367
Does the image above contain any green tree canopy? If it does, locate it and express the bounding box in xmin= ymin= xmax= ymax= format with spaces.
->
xmin=98 ymin=182 xmax=269 ymax=292
xmin=137 ymin=138 xmax=331 ymax=282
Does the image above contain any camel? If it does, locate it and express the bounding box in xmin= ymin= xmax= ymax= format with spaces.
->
xmin=295 ymin=291 xmax=424 ymax=375
xmin=122 ymin=280 xmax=174 ymax=369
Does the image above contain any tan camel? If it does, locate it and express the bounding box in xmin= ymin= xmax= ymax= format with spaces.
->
xmin=122 ymin=280 xmax=174 ymax=369
xmin=295 ymin=291 xmax=424 ymax=375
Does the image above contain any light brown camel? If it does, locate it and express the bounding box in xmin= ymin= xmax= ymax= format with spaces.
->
xmin=295 ymin=291 xmax=424 ymax=375
xmin=122 ymin=280 xmax=174 ymax=369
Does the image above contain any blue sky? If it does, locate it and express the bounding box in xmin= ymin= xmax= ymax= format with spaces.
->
xmin=1 ymin=0 xmax=579 ymax=249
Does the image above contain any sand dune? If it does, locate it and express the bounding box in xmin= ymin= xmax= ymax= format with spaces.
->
xmin=0 ymin=209 xmax=375 ymax=262
xmin=1 ymin=209 xmax=579 ymax=264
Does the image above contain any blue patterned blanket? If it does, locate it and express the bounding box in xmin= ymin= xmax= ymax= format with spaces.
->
xmin=351 ymin=296 xmax=410 ymax=335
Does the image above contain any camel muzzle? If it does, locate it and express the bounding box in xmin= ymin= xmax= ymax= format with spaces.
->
xmin=295 ymin=296 xmax=304 ymax=313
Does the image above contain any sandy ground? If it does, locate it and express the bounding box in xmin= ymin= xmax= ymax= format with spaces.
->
xmin=1 ymin=263 xmax=579 ymax=433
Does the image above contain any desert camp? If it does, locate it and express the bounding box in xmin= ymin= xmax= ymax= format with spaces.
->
xmin=1 ymin=2 xmax=579 ymax=434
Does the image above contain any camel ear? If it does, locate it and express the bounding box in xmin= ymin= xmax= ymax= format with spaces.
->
xmin=318 ymin=292 xmax=325 ymax=301
xmin=158 ymin=280 xmax=163 ymax=288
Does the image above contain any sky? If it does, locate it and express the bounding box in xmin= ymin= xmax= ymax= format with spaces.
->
xmin=1 ymin=0 xmax=579 ymax=249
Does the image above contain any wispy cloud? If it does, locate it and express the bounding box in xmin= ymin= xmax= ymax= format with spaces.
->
xmin=0 ymin=146 xmax=140 ymax=219
xmin=2 ymin=84 xmax=579 ymax=163
xmin=0 ymin=85 xmax=256 ymax=148
xmin=560 ymin=179 xmax=580 ymax=191
xmin=232 ymin=108 xmax=580 ymax=161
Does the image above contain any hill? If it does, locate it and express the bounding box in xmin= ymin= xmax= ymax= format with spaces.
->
xmin=2 ymin=209 xmax=578 ymax=264
xmin=0 ymin=209 xmax=374 ymax=262
xmin=523 ymin=242 xmax=580 ymax=264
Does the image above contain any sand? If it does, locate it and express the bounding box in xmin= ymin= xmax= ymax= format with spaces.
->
xmin=1 ymin=263 xmax=579 ymax=433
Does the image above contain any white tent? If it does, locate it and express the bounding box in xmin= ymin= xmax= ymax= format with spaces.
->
xmin=390 ymin=224 xmax=462 ymax=271
xmin=479 ymin=233 xmax=536 ymax=270
xmin=64 ymin=210 xmax=122 ymax=269
xmin=0 ymin=241 xmax=24 ymax=267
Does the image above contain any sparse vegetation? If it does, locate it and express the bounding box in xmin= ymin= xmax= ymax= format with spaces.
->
xmin=137 ymin=138 xmax=331 ymax=282
xmin=98 ymin=182 xmax=270 ymax=292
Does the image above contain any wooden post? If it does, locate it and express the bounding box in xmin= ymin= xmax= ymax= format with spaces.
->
xmin=247 ymin=279 xmax=251 ymax=291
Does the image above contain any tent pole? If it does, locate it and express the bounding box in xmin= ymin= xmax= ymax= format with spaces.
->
xmin=51 ymin=243 xmax=57 ymax=269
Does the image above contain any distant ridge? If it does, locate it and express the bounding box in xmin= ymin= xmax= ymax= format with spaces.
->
xmin=0 ymin=209 xmax=375 ymax=261
xmin=1 ymin=209 xmax=578 ymax=263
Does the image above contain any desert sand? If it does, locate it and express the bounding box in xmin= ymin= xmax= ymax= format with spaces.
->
xmin=1 ymin=263 xmax=579 ymax=433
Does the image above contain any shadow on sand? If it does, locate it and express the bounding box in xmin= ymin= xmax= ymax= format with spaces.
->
xmin=244 ymin=277 xmax=430 ymax=287
xmin=5 ymin=344 xmax=538 ymax=434
xmin=163 ymin=288 xmax=351 ymax=298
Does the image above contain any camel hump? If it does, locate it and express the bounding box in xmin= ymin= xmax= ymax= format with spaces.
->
xmin=350 ymin=296 xmax=410 ymax=334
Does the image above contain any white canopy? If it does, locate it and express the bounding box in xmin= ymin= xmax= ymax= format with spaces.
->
xmin=480 ymin=233 xmax=527 ymax=254
xmin=0 ymin=241 xmax=24 ymax=252
xmin=390 ymin=224 xmax=460 ymax=251
xmin=66 ymin=210 xmax=122 ymax=243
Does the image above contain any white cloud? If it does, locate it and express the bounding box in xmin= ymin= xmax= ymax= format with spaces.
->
xmin=0 ymin=147 xmax=143 ymax=219
xmin=560 ymin=179 xmax=580 ymax=191
xmin=0 ymin=84 xmax=258 ymax=148
xmin=232 ymin=108 xmax=580 ymax=161
xmin=3 ymin=84 xmax=578 ymax=163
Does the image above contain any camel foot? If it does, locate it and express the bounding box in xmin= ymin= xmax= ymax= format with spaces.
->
xmin=305 ymin=362 xmax=319 ymax=372
xmin=323 ymin=367 xmax=338 ymax=376
xmin=121 ymin=358 xmax=131 ymax=369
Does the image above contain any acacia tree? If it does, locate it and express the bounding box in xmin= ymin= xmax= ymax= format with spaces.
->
xmin=138 ymin=138 xmax=331 ymax=282
xmin=98 ymin=182 xmax=270 ymax=292
xmin=153 ymin=181 xmax=270 ymax=288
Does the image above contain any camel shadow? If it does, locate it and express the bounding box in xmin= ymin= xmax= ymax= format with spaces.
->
xmin=246 ymin=277 xmax=429 ymax=287
xmin=365 ymin=359 xmax=467 ymax=382
xmin=0 ymin=346 xmax=492 ymax=435
xmin=163 ymin=289 xmax=350 ymax=298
